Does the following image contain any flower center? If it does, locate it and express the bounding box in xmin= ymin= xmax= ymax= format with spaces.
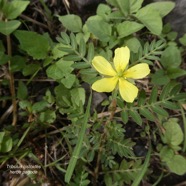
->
xmin=117 ymin=70 xmax=123 ymax=77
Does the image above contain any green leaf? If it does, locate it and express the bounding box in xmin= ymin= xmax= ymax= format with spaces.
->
xmin=159 ymin=146 xmax=174 ymax=162
xmin=10 ymin=55 xmax=26 ymax=72
xmin=0 ymin=52 xmax=10 ymax=65
xmin=161 ymin=46 xmax=181 ymax=69
xmin=0 ymin=20 xmax=21 ymax=35
xmin=151 ymin=105 xmax=169 ymax=117
xmin=145 ymin=2 xmax=175 ymax=18
xmin=117 ymin=21 xmax=144 ymax=38
xmin=0 ymin=132 xmax=13 ymax=153
xmin=151 ymin=69 xmax=170 ymax=85
xmin=129 ymin=110 xmax=142 ymax=125
xmin=14 ymin=30 xmax=50 ymax=59
xmin=167 ymin=68 xmax=186 ymax=79
xmin=135 ymin=6 xmax=162 ymax=35
xmin=46 ymin=60 xmax=74 ymax=80
xmin=179 ymin=34 xmax=186 ymax=46
xmin=162 ymin=101 xmax=179 ymax=110
xmin=22 ymin=64 xmax=41 ymax=76
xmin=52 ymin=43 xmax=69 ymax=60
xmin=130 ymin=0 xmax=143 ymax=13
xmin=58 ymin=14 xmax=82 ymax=32
xmin=39 ymin=110 xmax=56 ymax=123
xmin=107 ymin=0 xmax=130 ymax=16
xmin=71 ymin=88 xmax=85 ymax=106
xmin=139 ymin=108 xmax=154 ymax=122
xmin=17 ymin=81 xmax=28 ymax=100
xmin=166 ymin=155 xmax=186 ymax=175
xmin=125 ymin=37 xmax=141 ymax=53
xmin=163 ymin=119 xmax=183 ymax=146
xmin=2 ymin=1 xmax=29 ymax=19
xmin=86 ymin=15 xmax=112 ymax=42
xmin=61 ymin=74 xmax=76 ymax=89
xmin=149 ymin=86 xmax=158 ymax=104
xmin=32 ymin=101 xmax=48 ymax=113
xmin=121 ymin=111 xmax=128 ymax=124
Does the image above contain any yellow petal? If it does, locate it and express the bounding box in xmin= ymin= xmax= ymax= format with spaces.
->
xmin=92 ymin=56 xmax=116 ymax=76
xmin=124 ymin=63 xmax=150 ymax=79
xmin=92 ymin=77 xmax=118 ymax=92
xmin=113 ymin=47 xmax=130 ymax=73
xmin=119 ymin=78 xmax=138 ymax=103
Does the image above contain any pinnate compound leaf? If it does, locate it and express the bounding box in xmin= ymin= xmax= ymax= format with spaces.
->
xmin=145 ymin=2 xmax=175 ymax=18
xmin=2 ymin=1 xmax=29 ymax=19
xmin=58 ymin=14 xmax=82 ymax=33
xmin=151 ymin=105 xmax=169 ymax=117
xmin=129 ymin=110 xmax=142 ymax=125
xmin=135 ymin=6 xmax=162 ymax=35
xmin=0 ymin=20 xmax=21 ymax=35
xmin=14 ymin=30 xmax=50 ymax=59
xmin=139 ymin=108 xmax=154 ymax=122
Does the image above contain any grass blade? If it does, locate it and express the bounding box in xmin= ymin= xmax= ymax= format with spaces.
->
xmin=65 ymin=93 xmax=92 ymax=183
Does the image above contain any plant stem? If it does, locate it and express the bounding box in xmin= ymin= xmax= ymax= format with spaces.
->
xmin=6 ymin=33 xmax=17 ymax=126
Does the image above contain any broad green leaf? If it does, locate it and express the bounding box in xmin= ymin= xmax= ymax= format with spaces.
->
xmin=167 ymin=68 xmax=186 ymax=79
xmin=71 ymin=88 xmax=85 ymax=106
xmin=2 ymin=1 xmax=29 ymax=19
xmin=32 ymin=101 xmax=49 ymax=113
xmin=86 ymin=15 xmax=112 ymax=42
xmin=151 ymin=69 xmax=170 ymax=85
xmin=14 ymin=30 xmax=50 ymax=59
xmin=0 ymin=132 xmax=5 ymax=149
xmin=161 ymin=46 xmax=181 ymax=69
xmin=0 ymin=52 xmax=10 ymax=65
xmin=10 ymin=55 xmax=26 ymax=72
xmin=58 ymin=14 xmax=82 ymax=33
xmin=61 ymin=74 xmax=76 ymax=89
xmin=163 ymin=119 xmax=183 ymax=146
xmin=135 ymin=6 xmax=162 ymax=35
xmin=125 ymin=37 xmax=141 ymax=53
xmin=97 ymin=3 xmax=111 ymax=20
xmin=46 ymin=60 xmax=74 ymax=81
xmin=130 ymin=0 xmax=143 ymax=13
xmin=0 ymin=20 xmax=21 ymax=35
xmin=17 ymin=81 xmax=28 ymax=100
xmin=117 ymin=21 xmax=144 ymax=38
xmin=107 ymin=0 xmax=130 ymax=16
xmin=145 ymin=2 xmax=175 ymax=18
xmin=22 ymin=63 xmax=41 ymax=76
xmin=159 ymin=146 xmax=174 ymax=162
xmin=0 ymin=134 xmax=12 ymax=153
xmin=39 ymin=110 xmax=56 ymax=123
xmin=167 ymin=155 xmax=186 ymax=175
xmin=179 ymin=34 xmax=186 ymax=46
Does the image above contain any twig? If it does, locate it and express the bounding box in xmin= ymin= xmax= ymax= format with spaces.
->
xmin=6 ymin=25 xmax=17 ymax=126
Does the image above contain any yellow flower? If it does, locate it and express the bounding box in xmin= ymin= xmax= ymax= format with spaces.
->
xmin=91 ymin=47 xmax=150 ymax=103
